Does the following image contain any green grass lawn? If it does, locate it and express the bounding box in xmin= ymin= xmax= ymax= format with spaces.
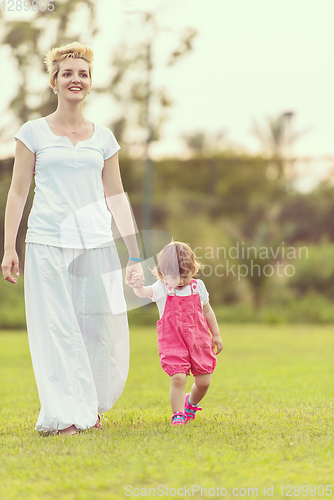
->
xmin=0 ymin=324 xmax=333 ymax=500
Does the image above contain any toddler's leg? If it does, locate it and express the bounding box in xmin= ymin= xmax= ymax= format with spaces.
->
xmin=189 ymin=373 xmax=212 ymax=406
xmin=170 ymin=373 xmax=187 ymax=413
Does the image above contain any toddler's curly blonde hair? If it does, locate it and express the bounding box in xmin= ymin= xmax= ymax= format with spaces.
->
xmin=152 ymin=242 xmax=204 ymax=280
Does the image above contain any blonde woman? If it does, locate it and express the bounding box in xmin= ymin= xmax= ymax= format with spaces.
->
xmin=1 ymin=42 xmax=143 ymax=435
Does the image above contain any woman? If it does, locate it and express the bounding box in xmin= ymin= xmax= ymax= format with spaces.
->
xmin=1 ymin=42 xmax=143 ymax=435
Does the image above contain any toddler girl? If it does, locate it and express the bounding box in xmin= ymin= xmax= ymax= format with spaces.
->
xmin=132 ymin=241 xmax=223 ymax=426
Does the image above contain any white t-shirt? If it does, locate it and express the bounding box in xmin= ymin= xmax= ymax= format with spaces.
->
xmin=14 ymin=117 xmax=121 ymax=249
xmin=151 ymin=279 xmax=209 ymax=319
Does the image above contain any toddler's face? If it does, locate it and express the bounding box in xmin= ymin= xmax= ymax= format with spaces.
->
xmin=162 ymin=272 xmax=192 ymax=290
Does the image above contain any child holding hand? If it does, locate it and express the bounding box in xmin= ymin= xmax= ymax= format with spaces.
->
xmin=131 ymin=241 xmax=223 ymax=426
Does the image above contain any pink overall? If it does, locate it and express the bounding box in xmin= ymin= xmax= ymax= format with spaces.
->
xmin=157 ymin=279 xmax=217 ymax=377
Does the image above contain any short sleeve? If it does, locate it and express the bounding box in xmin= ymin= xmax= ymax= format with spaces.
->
xmin=197 ymin=279 xmax=209 ymax=306
xmin=151 ymin=280 xmax=166 ymax=302
xmin=14 ymin=121 xmax=35 ymax=153
xmin=151 ymin=280 xmax=168 ymax=319
xmin=104 ymin=129 xmax=121 ymax=160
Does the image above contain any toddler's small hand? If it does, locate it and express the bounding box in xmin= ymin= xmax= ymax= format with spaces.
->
xmin=126 ymin=271 xmax=144 ymax=288
xmin=212 ymin=335 xmax=223 ymax=354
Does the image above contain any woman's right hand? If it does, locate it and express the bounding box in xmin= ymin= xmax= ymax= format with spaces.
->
xmin=1 ymin=250 xmax=20 ymax=284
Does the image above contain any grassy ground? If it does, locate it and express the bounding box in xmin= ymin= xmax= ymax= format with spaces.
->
xmin=0 ymin=324 xmax=333 ymax=500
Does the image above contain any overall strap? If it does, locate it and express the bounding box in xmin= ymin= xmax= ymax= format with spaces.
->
xmin=190 ymin=279 xmax=199 ymax=295
xmin=190 ymin=279 xmax=199 ymax=316
xmin=164 ymin=282 xmax=176 ymax=326
xmin=166 ymin=283 xmax=176 ymax=296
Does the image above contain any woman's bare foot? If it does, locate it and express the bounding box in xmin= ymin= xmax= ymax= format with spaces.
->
xmin=57 ymin=425 xmax=77 ymax=436
xmin=94 ymin=414 xmax=102 ymax=429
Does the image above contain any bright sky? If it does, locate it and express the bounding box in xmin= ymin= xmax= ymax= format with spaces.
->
xmin=1 ymin=0 xmax=333 ymax=189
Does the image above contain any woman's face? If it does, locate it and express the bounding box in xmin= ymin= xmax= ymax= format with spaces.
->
xmin=54 ymin=58 xmax=92 ymax=102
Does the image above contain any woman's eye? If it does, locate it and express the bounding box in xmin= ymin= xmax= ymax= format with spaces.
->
xmin=63 ymin=73 xmax=88 ymax=77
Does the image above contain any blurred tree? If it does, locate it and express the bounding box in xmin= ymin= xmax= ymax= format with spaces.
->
xmin=93 ymin=14 xmax=197 ymax=157
xmin=251 ymin=112 xmax=308 ymax=183
xmin=92 ymin=12 xmax=197 ymax=235
xmin=278 ymin=181 xmax=334 ymax=243
xmin=238 ymin=243 xmax=274 ymax=310
xmin=182 ymin=129 xmax=227 ymax=156
xmin=288 ymin=239 xmax=334 ymax=299
xmin=245 ymin=112 xmax=312 ymax=307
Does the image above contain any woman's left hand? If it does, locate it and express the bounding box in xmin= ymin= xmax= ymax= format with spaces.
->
xmin=125 ymin=261 xmax=145 ymax=288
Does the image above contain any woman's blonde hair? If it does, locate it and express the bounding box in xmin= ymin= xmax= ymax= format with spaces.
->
xmin=152 ymin=241 xmax=204 ymax=280
xmin=44 ymin=41 xmax=94 ymax=88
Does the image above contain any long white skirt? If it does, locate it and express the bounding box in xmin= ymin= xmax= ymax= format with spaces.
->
xmin=24 ymin=243 xmax=129 ymax=432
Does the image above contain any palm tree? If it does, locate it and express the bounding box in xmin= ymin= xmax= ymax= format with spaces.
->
xmin=251 ymin=112 xmax=307 ymax=181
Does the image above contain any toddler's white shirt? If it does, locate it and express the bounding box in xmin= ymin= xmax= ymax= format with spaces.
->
xmin=14 ymin=117 xmax=120 ymax=248
xmin=151 ymin=279 xmax=209 ymax=319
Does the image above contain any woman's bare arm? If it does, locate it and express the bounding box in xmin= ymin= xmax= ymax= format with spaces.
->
xmin=1 ymin=140 xmax=35 ymax=283
xmin=102 ymin=152 xmax=144 ymax=287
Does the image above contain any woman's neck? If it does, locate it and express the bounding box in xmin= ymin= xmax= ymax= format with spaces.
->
xmin=52 ymin=101 xmax=86 ymax=127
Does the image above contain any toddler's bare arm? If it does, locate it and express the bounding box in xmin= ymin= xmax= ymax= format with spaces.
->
xmin=203 ymin=302 xmax=223 ymax=354
xmin=131 ymin=271 xmax=154 ymax=299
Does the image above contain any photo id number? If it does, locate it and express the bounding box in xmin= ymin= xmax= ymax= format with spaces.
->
xmin=1 ymin=0 xmax=55 ymax=11
xmin=279 ymin=485 xmax=332 ymax=496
